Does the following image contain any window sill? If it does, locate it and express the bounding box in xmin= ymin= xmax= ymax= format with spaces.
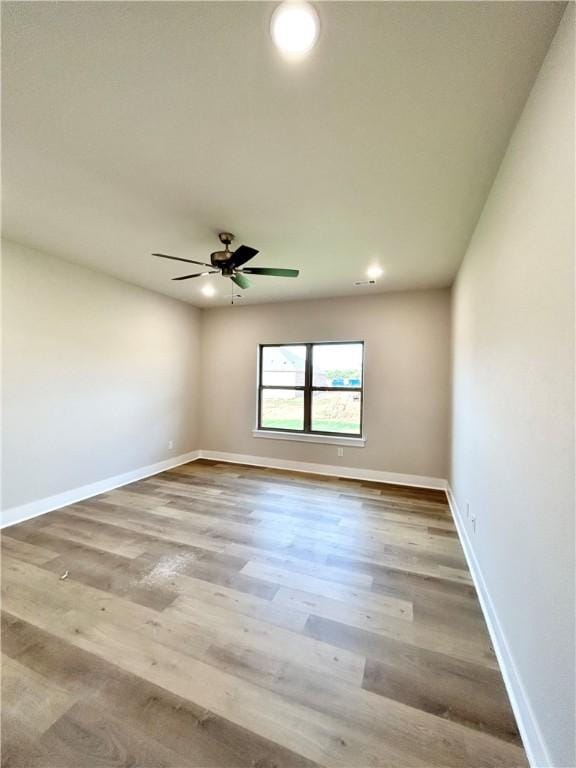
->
xmin=252 ymin=429 xmax=366 ymax=447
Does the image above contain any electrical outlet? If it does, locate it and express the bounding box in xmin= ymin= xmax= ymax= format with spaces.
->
xmin=337 ymin=447 xmax=344 ymax=457
xmin=168 ymin=440 xmax=174 ymax=450
xmin=470 ymin=514 xmax=477 ymax=533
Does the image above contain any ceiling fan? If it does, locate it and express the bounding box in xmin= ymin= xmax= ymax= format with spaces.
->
xmin=153 ymin=232 xmax=299 ymax=290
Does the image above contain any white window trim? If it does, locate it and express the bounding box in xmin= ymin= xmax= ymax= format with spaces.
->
xmin=252 ymin=429 xmax=366 ymax=447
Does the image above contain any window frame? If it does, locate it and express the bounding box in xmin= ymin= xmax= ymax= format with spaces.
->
xmin=257 ymin=341 xmax=364 ymax=438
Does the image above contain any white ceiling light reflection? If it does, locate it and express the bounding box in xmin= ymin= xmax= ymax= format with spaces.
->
xmin=366 ymin=265 xmax=384 ymax=280
xmin=271 ymin=2 xmax=319 ymax=58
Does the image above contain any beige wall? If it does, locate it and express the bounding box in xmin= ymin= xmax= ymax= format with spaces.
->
xmin=451 ymin=7 xmax=574 ymax=766
xmin=200 ymin=290 xmax=451 ymax=480
xmin=2 ymin=239 xmax=201 ymax=513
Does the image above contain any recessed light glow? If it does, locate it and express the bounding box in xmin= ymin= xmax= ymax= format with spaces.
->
xmin=271 ymin=2 xmax=319 ymax=57
xmin=367 ymin=265 xmax=384 ymax=280
xmin=202 ymin=284 xmax=216 ymax=298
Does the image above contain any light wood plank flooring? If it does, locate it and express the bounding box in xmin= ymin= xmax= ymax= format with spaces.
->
xmin=1 ymin=460 xmax=526 ymax=767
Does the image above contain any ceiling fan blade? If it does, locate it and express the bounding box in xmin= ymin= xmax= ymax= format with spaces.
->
xmin=229 ymin=245 xmax=259 ymax=268
xmin=231 ymin=273 xmax=251 ymax=289
xmin=241 ymin=267 xmax=299 ymax=277
xmin=172 ymin=271 xmax=218 ymax=281
xmin=153 ymin=253 xmax=213 ymax=268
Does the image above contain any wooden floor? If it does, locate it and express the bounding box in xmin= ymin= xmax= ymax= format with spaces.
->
xmin=1 ymin=460 xmax=526 ymax=767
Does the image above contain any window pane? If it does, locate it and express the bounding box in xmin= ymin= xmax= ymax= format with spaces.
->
xmin=311 ymin=391 xmax=361 ymax=434
xmin=261 ymin=389 xmax=304 ymax=431
xmin=261 ymin=345 xmax=306 ymax=386
xmin=312 ymin=343 xmax=363 ymax=388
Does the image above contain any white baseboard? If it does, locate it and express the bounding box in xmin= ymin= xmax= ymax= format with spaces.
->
xmin=198 ymin=449 xmax=447 ymax=490
xmin=446 ymin=486 xmax=551 ymax=768
xmin=1 ymin=450 xmax=201 ymax=529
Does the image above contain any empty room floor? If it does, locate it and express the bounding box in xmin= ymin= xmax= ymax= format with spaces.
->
xmin=1 ymin=461 xmax=526 ymax=767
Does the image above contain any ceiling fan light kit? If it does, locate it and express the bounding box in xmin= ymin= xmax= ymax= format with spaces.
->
xmin=153 ymin=232 xmax=300 ymax=300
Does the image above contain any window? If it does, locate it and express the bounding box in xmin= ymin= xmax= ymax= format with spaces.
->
xmin=258 ymin=342 xmax=364 ymax=436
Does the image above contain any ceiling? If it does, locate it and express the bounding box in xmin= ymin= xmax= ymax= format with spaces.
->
xmin=2 ymin=2 xmax=563 ymax=306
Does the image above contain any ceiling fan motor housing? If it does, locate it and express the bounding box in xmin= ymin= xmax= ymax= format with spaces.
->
xmin=210 ymin=252 xmax=237 ymax=276
xmin=211 ymin=232 xmax=236 ymax=271
xmin=210 ymin=249 xmax=231 ymax=265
